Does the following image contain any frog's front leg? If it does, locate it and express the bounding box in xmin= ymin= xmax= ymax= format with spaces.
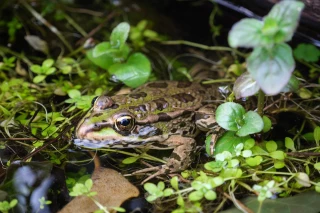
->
xmin=195 ymin=104 xmax=223 ymax=155
xmin=133 ymin=135 xmax=195 ymax=183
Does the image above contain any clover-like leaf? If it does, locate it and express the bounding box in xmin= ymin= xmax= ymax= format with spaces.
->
xmin=285 ymin=137 xmax=296 ymax=151
xmin=236 ymin=111 xmax=264 ymax=136
xmin=247 ymin=43 xmax=295 ymax=95
xmin=294 ymin=43 xmax=320 ymax=62
xmin=216 ymin=102 xmax=246 ymax=131
xmin=109 ymin=53 xmax=151 ymax=88
xmin=33 ymin=75 xmax=46 ymax=83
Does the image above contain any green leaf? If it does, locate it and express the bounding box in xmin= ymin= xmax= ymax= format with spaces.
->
xmin=216 ymin=102 xmax=246 ymax=131
xmin=9 ymin=199 xmax=17 ymax=208
xmin=214 ymin=131 xmax=250 ymax=155
xmin=314 ymin=126 xmax=320 ymax=146
xmin=236 ymin=111 xmax=264 ymax=136
xmin=251 ymin=145 xmax=269 ymax=155
xmin=266 ymin=1 xmax=305 ymax=42
xmin=233 ymin=72 xmax=259 ymax=99
xmin=170 ymin=176 xmax=179 ymax=190
xmin=204 ymin=161 xmax=226 ymax=173
xmin=144 ymin=183 xmax=158 ymax=194
xmin=228 ymin=18 xmax=265 ymax=48
xmin=204 ymin=190 xmax=217 ymax=201
xmin=109 ymin=53 xmax=151 ymax=88
xmin=67 ymin=89 xmax=81 ymax=98
xmin=262 ymin=17 xmax=278 ymax=36
xmin=42 ymin=59 xmax=54 ymax=68
xmin=314 ymin=162 xmax=320 ymax=170
xmin=244 ymin=138 xmax=255 ymax=150
xmin=45 ymin=67 xmax=56 ymax=75
xmin=298 ymin=87 xmax=312 ymax=99
xmin=274 ymin=160 xmax=285 ymax=169
xmin=84 ymin=179 xmax=93 ymax=190
xmin=285 ymin=137 xmax=296 ymax=151
xmin=188 ymin=191 xmax=203 ymax=201
xmin=315 ymin=183 xmax=320 ymax=193
xmin=262 ymin=115 xmax=272 ymax=133
xmin=266 ymin=141 xmax=277 ymax=152
xmin=33 ymin=75 xmax=46 ymax=83
xmin=110 ymin=22 xmax=130 ymax=49
xmin=122 ymin=156 xmax=139 ymax=164
xmin=294 ymin=43 xmax=320 ymax=62
xmin=246 ymin=156 xmax=263 ymax=167
xmin=269 ymin=150 xmax=286 ymax=160
xmin=87 ymin=44 xmax=130 ymax=70
xmin=30 ymin=65 xmax=42 ymax=74
xmin=247 ymin=43 xmax=295 ymax=95
xmin=163 ymin=188 xmax=174 ymax=197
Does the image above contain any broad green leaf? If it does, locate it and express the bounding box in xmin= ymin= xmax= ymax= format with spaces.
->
xmin=285 ymin=137 xmax=296 ymax=151
xmin=262 ymin=115 xmax=272 ymax=133
xmin=228 ymin=18 xmax=265 ymax=48
xmin=269 ymin=150 xmax=286 ymax=160
xmin=247 ymin=43 xmax=295 ymax=95
xmin=30 ymin=65 xmax=42 ymax=74
xmin=316 ymin=183 xmax=320 ymax=193
xmin=236 ymin=111 xmax=264 ymax=136
xmin=45 ymin=67 xmax=56 ymax=75
xmin=144 ymin=183 xmax=158 ymax=193
xmin=266 ymin=1 xmax=305 ymax=42
xmin=216 ymin=102 xmax=246 ymax=131
xmin=266 ymin=141 xmax=277 ymax=152
xmin=220 ymin=191 xmax=320 ymax=213
xmin=163 ymin=188 xmax=174 ymax=196
xmin=33 ymin=75 xmax=46 ymax=83
xmin=110 ymin=22 xmax=130 ymax=49
xmin=87 ymin=44 xmax=130 ymax=70
xmin=274 ymin=160 xmax=285 ymax=169
xmin=109 ymin=53 xmax=151 ymax=88
xmin=214 ymin=131 xmax=250 ymax=155
xmin=294 ymin=43 xmax=320 ymax=62
xmin=233 ymin=72 xmax=259 ymax=99
xmin=220 ymin=168 xmax=243 ymax=178
xmin=204 ymin=190 xmax=217 ymax=201
xmin=251 ymin=146 xmax=268 ymax=156
xmin=244 ymin=138 xmax=255 ymax=150
xmin=42 ymin=59 xmax=54 ymax=68
xmin=158 ymin=181 xmax=165 ymax=191
xmin=188 ymin=191 xmax=203 ymax=201
xmin=67 ymin=89 xmax=81 ymax=98
xmin=314 ymin=162 xmax=320 ymax=170
xmin=246 ymin=156 xmax=263 ymax=167
xmin=314 ymin=126 xmax=320 ymax=146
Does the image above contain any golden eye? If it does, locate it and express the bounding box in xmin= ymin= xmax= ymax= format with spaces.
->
xmin=115 ymin=115 xmax=135 ymax=131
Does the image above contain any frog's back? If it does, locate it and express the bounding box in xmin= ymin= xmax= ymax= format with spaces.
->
xmin=110 ymin=81 xmax=218 ymax=119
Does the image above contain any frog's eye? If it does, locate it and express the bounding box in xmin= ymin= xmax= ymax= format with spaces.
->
xmin=115 ymin=115 xmax=135 ymax=131
xmin=91 ymin=96 xmax=99 ymax=107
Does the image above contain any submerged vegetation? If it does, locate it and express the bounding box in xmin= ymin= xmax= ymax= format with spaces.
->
xmin=0 ymin=0 xmax=320 ymax=212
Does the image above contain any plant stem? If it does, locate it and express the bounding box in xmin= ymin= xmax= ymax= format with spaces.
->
xmin=257 ymin=89 xmax=265 ymax=116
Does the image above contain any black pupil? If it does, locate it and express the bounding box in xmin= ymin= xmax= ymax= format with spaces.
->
xmin=120 ymin=118 xmax=131 ymax=126
xmin=91 ymin=96 xmax=98 ymax=106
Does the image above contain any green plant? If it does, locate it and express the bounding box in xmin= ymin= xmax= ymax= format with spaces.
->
xmin=30 ymin=59 xmax=57 ymax=83
xmin=86 ymin=22 xmax=151 ymax=88
xmin=229 ymin=1 xmax=304 ymax=113
xmin=0 ymin=199 xmax=18 ymax=213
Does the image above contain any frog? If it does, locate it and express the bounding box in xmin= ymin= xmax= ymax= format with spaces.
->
xmin=74 ymin=81 xmax=222 ymax=182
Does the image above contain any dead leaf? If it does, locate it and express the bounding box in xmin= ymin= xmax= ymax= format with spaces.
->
xmin=25 ymin=35 xmax=49 ymax=55
xmin=59 ymin=168 xmax=139 ymax=213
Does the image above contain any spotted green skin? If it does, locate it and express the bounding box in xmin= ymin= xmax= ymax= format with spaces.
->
xmin=75 ymin=81 xmax=219 ymax=172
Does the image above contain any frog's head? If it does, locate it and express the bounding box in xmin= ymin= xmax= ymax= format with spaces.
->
xmin=74 ymin=96 xmax=167 ymax=148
